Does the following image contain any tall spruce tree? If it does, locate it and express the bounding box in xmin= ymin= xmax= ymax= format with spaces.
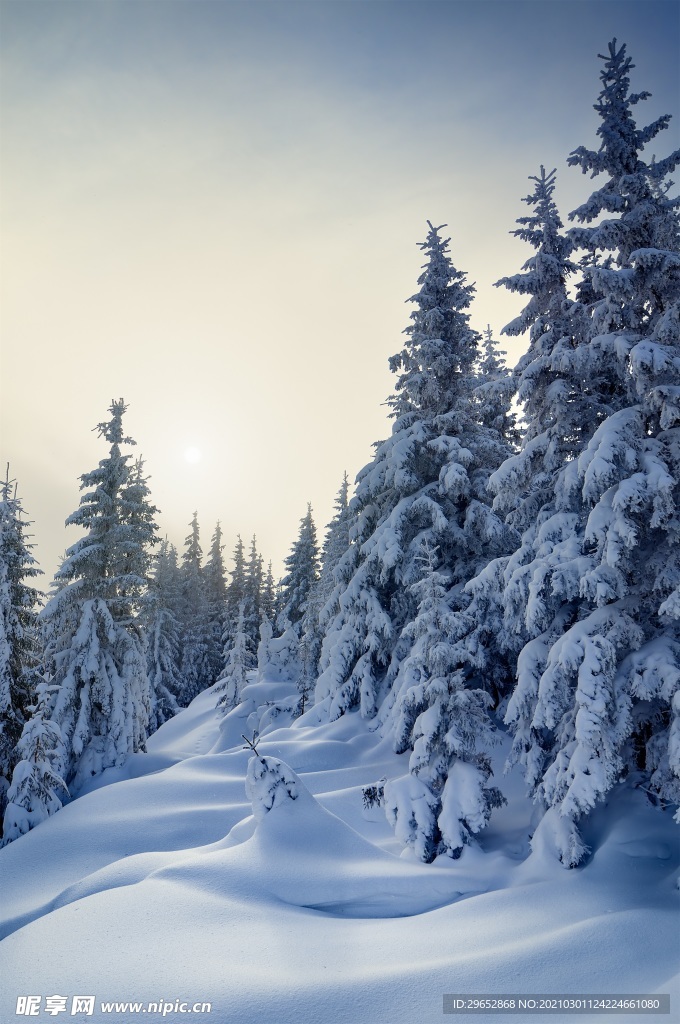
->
xmin=295 ymin=477 xmax=355 ymax=716
xmin=487 ymin=165 xmax=596 ymax=668
xmin=278 ymin=504 xmax=320 ymax=630
xmin=145 ymin=539 xmax=183 ymax=728
xmin=316 ymin=223 xmax=515 ymax=733
xmin=0 ymin=470 xmax=42 ymax=833
xmin=179 ymin=512 xmax=212 ymax=702
xmin=223 ymin=534 xmax=247 ymax=654
xmin=317 ymin=473 xmax=354 ymax=612
xmin=204 ymin=522 xmax=228 ymax=687
xmin=384 ymin=541 xmax=505 ymax=861
xmin=2 ymin=708 xmax=67 ymax=845
xmin=243 ymin=535 xmax=264 ymax=662
xmin=501 ymin=42 xmax=680 ymax=866
xmin=10 ymin=401 xmax=158 ymax=832
xmin=214 ymin=601 xmax=249 ymax=712
xmin=485 ymin=166 xmax=604 ymax=865
xmin=474 ymin=325 xmax=519 ymax=444
xmin=261 ymin=561 xmax=277 ymax=624
xmin=491 ymin=167 xmax=593 ymax=533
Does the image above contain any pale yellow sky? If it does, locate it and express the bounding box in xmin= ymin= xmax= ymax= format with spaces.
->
xmin=1 ymin=1 xmax=678 ymax=582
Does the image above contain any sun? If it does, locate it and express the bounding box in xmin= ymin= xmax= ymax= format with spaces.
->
xmin=184 ymin=446 xmax=202 ymax=465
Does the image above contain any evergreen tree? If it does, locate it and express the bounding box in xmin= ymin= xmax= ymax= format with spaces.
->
xmin=501 ymin=43 xmax=680 ymax=865
xmin=567 ymin=39 xmax=679 ymax=335
xmin=243 ymin=535 xmax=264 ymax=662
xmin=214 ymin=601 xmax=249 ymax=712
xmin=295 ymin=482 xmax=354 ymax=716
xmin=145 ymin=539 xmax=183 ymax=729
xmin=30 ymin=400 xmax=158 ymax=814
xmin=474 ymin=325 xmax=519 ymax=444
xmin=261 ymin=561 xmax=277 ymax=624
xmin=492 ymin=167 xmax=595 ymax=534
xmin=256 ymin=616 xmax=301 ymax=689
xmin=278 ymin=504 xmax=320 ymax=630
xmin=486 ymin=164 xmax=597 ymax=703
xmin=322 ymin=474 xmax=352 ymax=568
xmin=297 ymin=585 xmax=323 ymax=717
xmin=179 ymin=512 xmax=203 ymax=608
xmin=160 ymin=542 xmax=183 ymax=617
xmin=2 ymin=706 xmax=67 ymax=845
xmin=385 ymin=542 xmax=504 ymax=861
xmin=316 ymin=473 xmax=354 ymax=613
xmin=313 ymin=475 xmax=359 ymax=699
xmin=223 ymin=534 xmax=247 ymax=652
xmin=0 ymin=469 xmax=42 ymax=831
xmin=475 ymin=165 xmax=604 ymax=865
xmin=204 ymin=522 xmax=228 ymax=687
xmin=178 ymin=512 xmax=212 ymax=702
xmin=440 ymin=167 xmax=588 ymax=725
xmin=120 ymin=458 xmax=159 ymax=591
xmin=316 ymin=223 xmax=515 ymax=727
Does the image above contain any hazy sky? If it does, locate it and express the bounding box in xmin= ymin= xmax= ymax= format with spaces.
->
xmin=1 ymin=0 xmax=678 ymax=585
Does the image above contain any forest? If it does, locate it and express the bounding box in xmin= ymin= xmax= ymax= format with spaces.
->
xmin=1 ymin=38 xmax=679 ymax=880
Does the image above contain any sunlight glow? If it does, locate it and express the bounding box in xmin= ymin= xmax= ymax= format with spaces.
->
xmin=184 ymin=446 xmax=202 ymax=465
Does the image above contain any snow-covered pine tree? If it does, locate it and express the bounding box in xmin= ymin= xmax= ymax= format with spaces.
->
xmin=384 ymin=541 xmax=504 ymax=861
xmin=145 ymin=539 xmax=183 ymax=729
xmin=316 ymin=473 xmax=354 ymax=611
xmin=323 ymin=473 xmax=352 ymax=568
xmin=203 ymin=522 xmax=228 ymax=688
xmin=214 ymin=601 xmax=249 ymax=712
xmin=261 ymin=561 xmax=277 ymax=624
xmin=483 ymin=165 xmax=605 ymax=864
xmin=223 ymin=534 xmax=247 ymax=653
xmin=243 ymin=535 xmax=264 ymax=663
xmin=491 ymin=167 xmax=595 ymax=536
xmin=445 ymin=322 xmax=522 ymax=709
xmin=2 ymin=706 xmax=67 ymax=845
xmin=294 ymin=475 xmax=356 ymax=715
xmin=292 ymin=483 xmax=350 ymax=716
xmin=295 ymin=629 xmax=317 ymax=717
xmin=33 ymin=400 xmax=158 ymax=809
xmin=502 ymin=43 xmax=680 ymax=865
xmin=0 ymin=469 xmax=42 ymax=832
xmin=567 ymin=39 xmax=679 ymax=337
xmin=255 ymin=616 xmax=301 ymax=695
xmin=488 ymin=164 xmax=596 ymax=677
xmin=277 ymin=504 xmax=320 ymax=631
xmin=297 ymin=581 xmax=323 ymax=716
xmin=120 ymin=457 xmax=159 ymax=590
xmin=474 ymin=325 xmax=519 ymax=444
xmin=178 ymin=512 xmax=212 ymax=702
xmin=316 ymin=223 xmax=515 ymax=726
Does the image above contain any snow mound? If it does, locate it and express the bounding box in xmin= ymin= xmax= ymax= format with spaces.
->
xmin=243 ymin=754 xmax=464 ymax=916
xmin=246 ymin=755 xmax=300 ymax=821
xmin=209 ymin=677 xmax=298 ymax=754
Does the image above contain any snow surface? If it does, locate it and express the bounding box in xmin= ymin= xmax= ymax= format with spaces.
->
xmin=0 ymin=681 xmax=678 ymax=1024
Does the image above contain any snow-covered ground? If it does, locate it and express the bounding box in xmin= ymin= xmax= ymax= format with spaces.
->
xmin=1 ymin=681 xmax=678 ymax=1024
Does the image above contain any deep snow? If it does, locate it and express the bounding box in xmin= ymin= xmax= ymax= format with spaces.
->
xmin=0 ymin=681 xmax=678 ymax=1024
